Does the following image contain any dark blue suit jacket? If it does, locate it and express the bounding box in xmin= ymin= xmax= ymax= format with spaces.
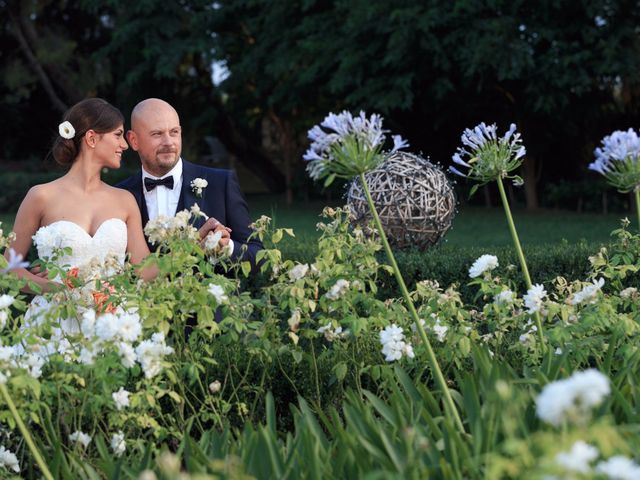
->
xmin=116 ymin=160 xmax=263 ymax=267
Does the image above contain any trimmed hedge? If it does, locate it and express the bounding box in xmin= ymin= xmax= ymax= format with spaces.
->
xmin=276 ymin=239 xmax=609 ymax=303
xmin=0 ymin=168 xmax=137 ymax=212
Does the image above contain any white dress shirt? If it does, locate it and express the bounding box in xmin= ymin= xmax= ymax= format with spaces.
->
xmin=142 ymin=159 xmax=183 ymax=220
xmin=142 ymin=158 xmax=235 ymax=255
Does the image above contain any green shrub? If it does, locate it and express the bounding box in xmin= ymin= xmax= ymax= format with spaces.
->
xmin=0 ymin=168 xmax=137 ymax=212
xmin=277 ymin=241 xmax=608 ymax=304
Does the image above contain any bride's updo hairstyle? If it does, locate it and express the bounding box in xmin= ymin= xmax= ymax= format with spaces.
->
xmin=52 ymin=98 xmax=124 ymax=167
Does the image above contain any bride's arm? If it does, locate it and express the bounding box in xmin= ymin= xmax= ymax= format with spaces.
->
xmin=4 ymin=187 xmax=60 ymax=293
xmin=122 ymin=193 xmax=158 ymax=281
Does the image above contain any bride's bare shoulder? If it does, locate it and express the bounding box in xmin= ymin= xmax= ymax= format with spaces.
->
xmin=22 ymin=181 xmax=58 ymax=204
xmin=105 ymin=184 xmax=138 ymax=210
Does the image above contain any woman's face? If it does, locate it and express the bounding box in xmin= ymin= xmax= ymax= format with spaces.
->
xmin=93 ymin=124 xmax=129 ymax=169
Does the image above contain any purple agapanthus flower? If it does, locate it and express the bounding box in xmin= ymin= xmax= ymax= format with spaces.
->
xmin=589 ymin=129 xmax=640 ymax=192
xmin=1 ymin=248 xmax=29 ymax=273
xmin=303 ymin=111 xmax=409 ymax=182
xmin=449 ymin=122 xmax=526 ymax=184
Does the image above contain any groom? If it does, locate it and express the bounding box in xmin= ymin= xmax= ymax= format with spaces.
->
xmin=117 ymin=98 xmax=262 ymax=267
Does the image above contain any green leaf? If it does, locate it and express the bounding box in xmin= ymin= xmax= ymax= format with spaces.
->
xmin=241 ymin=261 xmax=252 ymax=277
xmin=272 ymin=229 xmax=283 ymax=244
xmin=333 ymin=362 xmax=347 ymax=381
xmin=292 ymin=350 xmax=303 ymax=364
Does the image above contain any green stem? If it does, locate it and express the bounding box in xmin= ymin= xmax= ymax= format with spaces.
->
xmin=359 ymin=173 xmax=464 ymax=433
xmin=635 ymin=189 xmax=640 ymax=233
xmin=0 ymin=384 xmax=53 ymax=480
xmin=496 ymin=177 xmax=544 ymax=346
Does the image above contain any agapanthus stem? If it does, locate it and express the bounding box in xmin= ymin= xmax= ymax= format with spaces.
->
xmin=359 ymin=173 xmax=465 ymax=433
xmin=635 ymin=189 xmax=640 ymax=232
xmin=0 ymin=383 xmax=53 ymax=480
xmin=496 ymin=177 xmax=545 ymax=346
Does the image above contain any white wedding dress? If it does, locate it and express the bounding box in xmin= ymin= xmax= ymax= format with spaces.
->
xmin=24 ymin=218 xmax=128 ymax=329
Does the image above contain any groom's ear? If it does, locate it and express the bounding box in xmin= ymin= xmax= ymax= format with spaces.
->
xmin=127 ymin=130 xmax=138 ymax=151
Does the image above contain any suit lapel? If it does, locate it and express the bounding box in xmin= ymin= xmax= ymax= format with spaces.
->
xmin=127 ymin=174 xmax=149 ymax=227
xmin=180 ymin=160 xmax=206 ymax=229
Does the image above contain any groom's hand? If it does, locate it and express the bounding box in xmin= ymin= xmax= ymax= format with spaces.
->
xmin=198 ymin=217 xmax=232 ymax=247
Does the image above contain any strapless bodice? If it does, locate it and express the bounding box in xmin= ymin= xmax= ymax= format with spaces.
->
xmin=32 ymin=218 xmax=127 ymax=270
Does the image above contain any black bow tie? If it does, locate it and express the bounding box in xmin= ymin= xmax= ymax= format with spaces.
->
xmin=144 ymin=176 xmax=174 ymax=192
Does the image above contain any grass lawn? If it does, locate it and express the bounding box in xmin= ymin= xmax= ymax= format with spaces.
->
xmin=1 ymin=195 xmax=629 ymax=248
xmin=246 ymin=195 xmax=626 ymax=247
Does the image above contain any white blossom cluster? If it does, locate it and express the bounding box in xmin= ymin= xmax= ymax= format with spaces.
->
xmin=413 ymin=316 xmax=448 ymax=343
xmin=493 ymin=289 xmax=514 ymax=305
xmin=144 ymin=211 xmax=199 ymax=246
xmin=0 ymin=294 xmax=15 ymax=330
xmin=288 ymin=263 xmax=309 ymax=282
xmin=69 ymin=430 xmax=92 ymax=448
xmin=135 ymin=332 xmax=175 ymax=379
xmin=468 ymin=254 xmax=499 ymax=278
xmin=111 ymin=431 xmax=126 ymax=457
xmin=208 ymin=283 xmax=228 ymax=305
xmin=570 ymin=278 xmax=605 ymax=305
xmin=596 ymin=455 xmax=640 ymax=479
xmin=112 ymin=387 xmax=131 ymax=411
xmin=518 ymin=319 xmax=538 ymax=345
xmin=536 ymin=369 xmax=610 ymax=426
xmin=620 ymin=287 xmax=638 ymax=299
xmin=555 ymin=440 xmax=599 ymax=473
xmin=317 ymin=324 xmax=347 ymax=342
xmin=523 ymin=284 xmax=547 ymax=314
xmin=5 ymin=307 xmax=173 ymax=381
xmin=303 ymin=111 xmax=408 ymax=181
xmin=379 ymin=324 xmax=415 ymax=362
xmin=554 ymin=441 xmax=640 ymax=479
xmin=325 ymin=279 xmax=350 ymax=300
xmin=0 ymin=445 xmax=19 ymax=473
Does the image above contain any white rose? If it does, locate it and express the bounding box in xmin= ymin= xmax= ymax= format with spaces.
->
xmin=58 ymin=120 xmax=75 ymax=139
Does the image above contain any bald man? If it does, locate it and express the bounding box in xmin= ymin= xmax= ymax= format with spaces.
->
xmin=117 ymin=98 xmax=262 ymax=267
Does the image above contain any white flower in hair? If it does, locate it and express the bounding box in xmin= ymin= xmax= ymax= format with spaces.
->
xmin=58 ymin=121 xmax=75 ymax=139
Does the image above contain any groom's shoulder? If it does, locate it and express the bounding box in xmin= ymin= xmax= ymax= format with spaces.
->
xmin=115 ymin=171 xmax=141 ymax=190
xmin=184 ymin=160 xmax=233 ymax=181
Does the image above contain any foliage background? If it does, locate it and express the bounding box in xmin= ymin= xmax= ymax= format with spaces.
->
xmin=1 ymin=0 xmax=640 ymax=210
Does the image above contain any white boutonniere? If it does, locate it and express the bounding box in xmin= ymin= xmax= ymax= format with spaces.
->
xmin=190 ymin=178 xmax=208 ymax=197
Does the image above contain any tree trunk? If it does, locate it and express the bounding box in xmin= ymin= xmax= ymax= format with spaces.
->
xmin=17 ymin=8 xmax=83 ymax=105
xmin=210 ymin=98 xmax=286 ymax=193
xmin=8 ymin=8 xmax=67 ymax=113
xmin=268 ymin=111 xmax=297 ymax=206
xmin=521 ymin=156 xmax=539 ymax=210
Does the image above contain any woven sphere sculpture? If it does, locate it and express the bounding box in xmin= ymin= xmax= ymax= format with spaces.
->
xmin=346 ymin=151 xmax=456 ymax=250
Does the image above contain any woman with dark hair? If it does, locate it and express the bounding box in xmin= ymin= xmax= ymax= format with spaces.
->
xmin=6 ymin=98 xmax=153 ymax=293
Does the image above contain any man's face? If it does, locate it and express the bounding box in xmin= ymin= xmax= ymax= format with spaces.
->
xmin=128 ymin=105 xmax=182 ymax=177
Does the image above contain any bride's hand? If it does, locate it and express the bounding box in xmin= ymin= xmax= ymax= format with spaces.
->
xmin=29 ymin=265 xmax=50 ymax=279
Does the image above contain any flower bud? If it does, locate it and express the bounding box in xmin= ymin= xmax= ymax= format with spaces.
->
xmin=209 ymin=380 xmax=221 ymax=394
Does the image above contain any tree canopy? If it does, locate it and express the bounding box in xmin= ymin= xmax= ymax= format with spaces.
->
xmin=1 ymin=0 xmax=639 ymax=207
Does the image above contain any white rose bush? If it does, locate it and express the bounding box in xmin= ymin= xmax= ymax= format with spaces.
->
xmin=0 ymin=118 xmax=638 ymax=477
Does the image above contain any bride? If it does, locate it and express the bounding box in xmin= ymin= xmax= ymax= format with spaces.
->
xmin=6 ymin=98 xmax=154 ymax=296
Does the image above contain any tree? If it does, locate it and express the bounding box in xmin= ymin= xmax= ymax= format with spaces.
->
xmin=209 ymin=0 xmax=640 ymax=207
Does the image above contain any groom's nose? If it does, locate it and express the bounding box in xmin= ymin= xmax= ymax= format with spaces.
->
xmin=160 ymin=132 xmax=174 ymax=144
